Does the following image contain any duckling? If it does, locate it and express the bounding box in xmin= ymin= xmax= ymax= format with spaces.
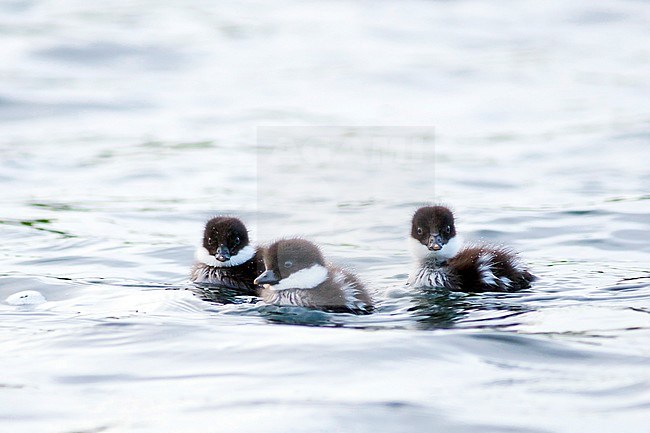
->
xmin=190 ymin=216 xmax=264 ymax=294
xmin=254 ymin=238 xmax=372 ymax=313
xmin=408 ymin=206 xmax=535 ymax=292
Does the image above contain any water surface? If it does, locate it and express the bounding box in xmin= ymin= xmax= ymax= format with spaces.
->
xmin=1 ymin=1 xmax=649 ymax=432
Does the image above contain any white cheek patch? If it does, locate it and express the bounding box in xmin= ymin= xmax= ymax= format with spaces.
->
xmin=266 ymin=264 xmax=328 ymax=291
xmin=407 ymin=235 xmax=463 ymax=263
xmin=195 ymin=245 xmax=256 ymax=268
xmin=227 ymin=245 xmax=256 ymax=266
xmin=408 ymin=236 xmax=431 ymax=262
xmin=196 ymin=247 xmax=218 ymax=266
xmin=437 ymin=235 xmax=462 ymax=261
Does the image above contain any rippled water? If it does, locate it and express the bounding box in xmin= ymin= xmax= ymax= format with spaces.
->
xmin=2 ymin=1 xmax=650 ymax=432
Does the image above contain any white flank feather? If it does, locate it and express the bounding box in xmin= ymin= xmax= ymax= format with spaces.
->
xmin=476 ymin=252 xmax=498 ymax=286
xmin=334 ymin=270 xmax=366 ymax=309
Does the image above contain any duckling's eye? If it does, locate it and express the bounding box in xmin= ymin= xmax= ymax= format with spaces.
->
xmin=284 ymin=260 xmax=293 ymax=269
xmin=233 ymin=236 xmax=240 ymax=246
xmin=445 ymin=225 xmax=451 ymax=234
xmin=416 ymin=227 xmax=423 ymax=235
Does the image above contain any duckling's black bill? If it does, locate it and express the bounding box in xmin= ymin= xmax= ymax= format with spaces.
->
xmin=215 ymin=245 xmax=231 ymax=262
xmin=254 ymin=269 xmax=279 ymax=285
xmin=427 ymin=234 xmax=444 ymax=251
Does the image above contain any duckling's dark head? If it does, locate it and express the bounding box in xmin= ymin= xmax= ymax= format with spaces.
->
xmin=254 ymin=238 xmax=326 ymax=286
xmin=203 ymin=217 xmax=250 ymax=262
xmin=410 ymin=206 xmax=462 ymax=263
xmin=411 ymin=206 xmax=456 ymax=250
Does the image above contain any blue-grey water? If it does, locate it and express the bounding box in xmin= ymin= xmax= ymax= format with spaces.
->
xmin=1 ymin=1 xmax=650 ymax=432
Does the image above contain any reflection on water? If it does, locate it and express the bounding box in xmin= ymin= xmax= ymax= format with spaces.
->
xmin=0 ymin=217 xmax=74 ymax=237
xmin=190 ymin=284 xmax=258 ymax=306
xmin=256 ymin=305 xmax=346 ymax=328
xmin=408 ymin=289 xmax=532 ymax=330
